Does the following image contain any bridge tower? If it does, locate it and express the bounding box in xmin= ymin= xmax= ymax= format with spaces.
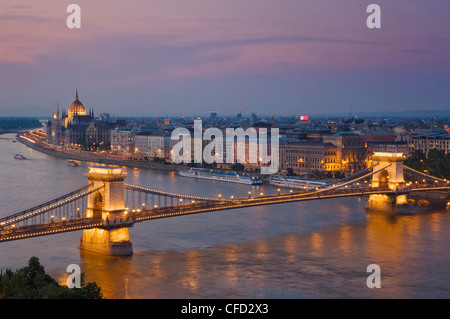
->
xmin=370 ymin=152 xmax=405 ymax=189
xmin=80 ymin=166 xmax=133 ymax=256
xmin=366 ymin=152 xmax=408 ymax=212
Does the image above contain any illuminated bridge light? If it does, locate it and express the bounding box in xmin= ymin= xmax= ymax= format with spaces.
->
xmin=1 ymin=174 xmax=448 ymax=243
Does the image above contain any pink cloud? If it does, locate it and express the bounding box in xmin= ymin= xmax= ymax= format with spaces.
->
xmin=1 ymin=0 xmax=449 ymax=83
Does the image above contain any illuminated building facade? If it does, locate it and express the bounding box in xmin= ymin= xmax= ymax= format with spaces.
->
xmin=407 ymin=132 xmax=450 ymax=156
xmin=279 ymin=141 xmax=340 ymax=175
xmin=279 ymin=132 xmax=371 ymax=176
xmin=45 ymin=90 xmax=114 ymax=149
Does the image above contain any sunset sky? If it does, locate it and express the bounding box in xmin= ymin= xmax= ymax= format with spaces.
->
xmin=0 ymin=0 xmax=449 ymax=117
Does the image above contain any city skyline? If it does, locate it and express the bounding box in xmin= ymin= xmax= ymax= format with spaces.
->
xmin=1 ymin=2 xmax=450 ymax=299
xmin=1 ymin=0 xmax=449 ymax=117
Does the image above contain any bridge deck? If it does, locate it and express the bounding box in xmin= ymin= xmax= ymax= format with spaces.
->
xmin=2 ymin=185 xmax=448 ymax=243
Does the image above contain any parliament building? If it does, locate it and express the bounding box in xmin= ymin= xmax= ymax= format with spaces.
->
xmin=45 ymin=90 xmax=114 ymax=149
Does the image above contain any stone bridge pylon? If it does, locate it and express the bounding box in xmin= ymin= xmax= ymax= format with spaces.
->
xmin=366 ymin=152 xmax=408 ymax=212
xmin=370 ymin=152 xmax=405 ymax=189
xmin=80 ymin=166 xmax=133 ymax=256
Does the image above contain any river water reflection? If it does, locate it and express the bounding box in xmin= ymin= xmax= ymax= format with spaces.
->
xmin=0 ymin=134 xmax=449 ymax=298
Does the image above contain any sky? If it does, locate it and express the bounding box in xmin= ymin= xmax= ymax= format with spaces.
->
xmin=0 ymin=0 xmax=449 ymax=117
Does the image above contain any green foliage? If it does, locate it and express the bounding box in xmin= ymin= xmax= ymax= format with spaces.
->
xmin=405 ymin=149 xmax=450 ymax=179
xmin=201 ymin=160 xmax=217 ymax=168
xmin=310 ymin=170 xmax=327 ymax=179
xmin=0 ymin=118 xmax=42 ymax=130
xmin=230 ymin=163 xmax=245 ymax=171
xmin=285 ymin=167 xmax=296 ymax=176
xmin=152 ymin=157 xmax=169 ymax=164
xmin=333 ymin=171 xmax=346 ymax=179
xmin=0 ymin=257 xmax=103 ymax=299
xmin=404 ymin=150 xmax=426 ymax=171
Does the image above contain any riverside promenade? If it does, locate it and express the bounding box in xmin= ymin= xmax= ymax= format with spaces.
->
xmin=17 ymin=133 xmax=180 ymax=172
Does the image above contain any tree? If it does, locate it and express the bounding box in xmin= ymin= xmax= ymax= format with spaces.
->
xmin=334 ymin=171 xmax=346 ymax=179
xmin=404 ymin=150 xmax=426 ymax=172
xmin=404 ymin=149 xmax=450 ymax=179
xmin=231 ymin=163 xmax=245 ymax=171
xmin=310 ymin=170 xmax=326 ymax=179
xmin=0 ymin=257 xmax=103 ymax=299
xmin=201 ymin=160 xmax=217 ymax=168
xmin=286 ymin=167 xmax=296 ymax=176
xmin=425 ymin=148 xmax=450 ymax=178
xmin=153 ymin=157 xmax=167 ymax=164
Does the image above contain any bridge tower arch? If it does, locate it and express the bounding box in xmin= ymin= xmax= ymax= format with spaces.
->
xmin=80 ymin=166 xmax=133 ymax=256
xmin=367 ymin=152 xmax=408 ymax=212
xmin=370 ymin=152 xmax=405 ymax=189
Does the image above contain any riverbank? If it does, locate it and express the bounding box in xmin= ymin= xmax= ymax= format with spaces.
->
xmin=17 ymin=134 xmax=181 ymax=172
xmin=1 ymin=130 xmax=24 ymax=135
xmin=18 ymin=134 xmax=449 ymax=200
xmin=17 ymin=134 xmax=271 ymax=179
xmin=408 ymin=190 xmax=449 ymax=207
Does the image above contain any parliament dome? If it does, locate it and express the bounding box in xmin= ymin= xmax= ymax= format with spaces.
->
xmin=68 ymin=90 xmax=86 ymax=116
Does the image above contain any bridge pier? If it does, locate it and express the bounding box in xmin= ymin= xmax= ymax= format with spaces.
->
xmin=80 ymin=227 xmax=132 ymax=256
xmin=80 ymin=166 xmax=133 ymax=256
xmin=366 ymin=152 xmax=409 ymax=212
xmin=366 ymin=193 xmax=408 ymax=212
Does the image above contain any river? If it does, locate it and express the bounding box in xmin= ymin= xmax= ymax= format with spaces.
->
xmin=0 ymin=133 xmax=449 ymax=298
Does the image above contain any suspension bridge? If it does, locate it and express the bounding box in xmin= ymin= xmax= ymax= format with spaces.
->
xmin=0 ymin=152 xmax=448 ymax=255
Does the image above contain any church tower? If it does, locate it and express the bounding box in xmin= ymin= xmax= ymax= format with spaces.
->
xmin=50 ymin=103 xmax=63 ymax=145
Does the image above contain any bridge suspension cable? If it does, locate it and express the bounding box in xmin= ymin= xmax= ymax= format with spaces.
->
xmin=334 ymin=163 xmax=377 ymax=184
xmin=403 ymin=165 xmax=449 ymax=183
xmin=311 ymin=164 xmax=392 ymax=194
xmin=123 ymin=183 xmax=234 ymax=202
xmin=0 ymin=184 xmax=104 ymax=228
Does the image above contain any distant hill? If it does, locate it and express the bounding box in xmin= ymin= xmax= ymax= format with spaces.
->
xmin=0 ymin=117 xmax=42 ymax=131
xmin=308 ymin=109 xmax=450 ymax=119
xmin=356 ymin=110 xmax=450 ymax=119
